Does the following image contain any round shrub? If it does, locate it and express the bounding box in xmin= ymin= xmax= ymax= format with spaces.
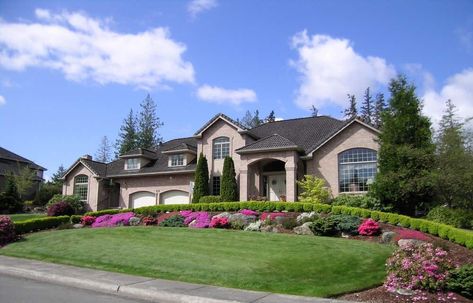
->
xmin=80 ymin=215 xmax=96 ymax=226
xmin=159 ymin=215 xmax=186 ymax=227
xmin=358 ymin=218 xmax=381 ymax=236
xmin=209 ymin=217 xmax=230 ymax=228
xmin=47 ymin=194 xmax=87 ymax=214
xmin=310 ymin=217 xmax=337 ymax=236
xmin=447 ymin=265 xmax=473 ymax=299
xmin=0 ymin=215 xmax=16 ymax=246
xmin=47 ymin=201 xmax=75 ymax=217
xmin=331 ymin=214 xmax=361 ymax=235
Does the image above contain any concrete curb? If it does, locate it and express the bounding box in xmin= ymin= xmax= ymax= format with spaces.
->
xmin=0 ymin=256 xmax=355 ymax=303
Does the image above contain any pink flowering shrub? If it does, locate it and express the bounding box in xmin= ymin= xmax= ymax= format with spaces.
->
xmin=91 ymin=212 xmax=134 ymax=228
xmin=358 ymin=218 xmax=381 ymax=236
xmin=181 ymin=211 xmax=210 ymax=228
xmin=385 ymin=242 xmax=453 ymax=293
xmin=0 ymin=215 xmax=15 ymax=246
xmin=209 ymin=217 xmax=230 ymax=228
xmin=240 ymin=209 xmax=258 ymax=216
xmin=394 ymin=228 xmax=431 ymax=243
xmin=260 ymin=212 xmax=286 ymax=221
xmin=80 ymin=215 xmax=96 ymax=226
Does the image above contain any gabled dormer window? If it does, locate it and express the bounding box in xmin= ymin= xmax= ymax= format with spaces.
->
xmin=170 ymin=154 xmax=185 ymax=167
xmin=125 ymin=158 xmax=140 ymax=170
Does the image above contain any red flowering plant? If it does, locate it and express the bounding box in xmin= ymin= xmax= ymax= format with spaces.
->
xmin=385 ymin=242 xmax=453 ymax=293
xmin=80 ymin=215 xmax=96 ymax=226
xmin=142 ymin=216 xmax=157 ymax=226
xmin=0 ymin=215 xmax=16 ymax=246
xmin=358 ymin=218 xmax=381 ymax=236
xmin=209 ymin=217 xmax=230 ymax=229
xmin=394 ymin=228 xmax=431 ymax=243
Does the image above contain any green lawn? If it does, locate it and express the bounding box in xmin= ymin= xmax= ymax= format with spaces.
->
xmin=8 ymin=213 xmax=46 ymax=222
xmin=0 ymin=227 xmax=393 ymax=297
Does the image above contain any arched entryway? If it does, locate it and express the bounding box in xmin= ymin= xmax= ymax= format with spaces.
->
xmin=247 ymin=159 xmax=287 ymax=201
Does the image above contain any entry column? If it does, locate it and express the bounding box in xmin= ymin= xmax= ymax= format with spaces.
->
xmin=285 ymin=163 xmax=297 ymax=202
xmin=239 ymin=169 xmax=248 ymax=201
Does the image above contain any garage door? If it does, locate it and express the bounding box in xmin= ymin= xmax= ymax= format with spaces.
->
xmin=160 ymin=190 xmax=189 ymax=205
xmin=130 ymin=191 xmax=156 ymax=208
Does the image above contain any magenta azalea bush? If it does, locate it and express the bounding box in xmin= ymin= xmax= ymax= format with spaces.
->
xmin=180 ymin=211 xmax=210 ymax=228
xmin=358 ymin=218 xmax=381 ymax=236
xmin=385 ymin=242 xmax=453 ymax=293
xmin=209 ymin=217 xmax=230 ymax=228
xmin=240 ymin=209 xmax=258 ymax=216
xmin=91 ymin=212 xmax=134 ymax=228
xmin=0 ymin=215 xmax=15 ymax=246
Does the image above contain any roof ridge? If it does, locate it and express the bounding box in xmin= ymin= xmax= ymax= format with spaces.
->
xmin=236 ymin=133 xmax=297 ymax=151
xmin=250 ymin=115 xmax=340 ymax=130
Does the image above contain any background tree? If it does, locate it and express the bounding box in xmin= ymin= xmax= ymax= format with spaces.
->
xmin=115 ymin=109 xmax=138 ymax=157
xmin=220 ymin=156 xmax=238 ymax=201
xmin=239 ymin=110 xmax=263 ymax=128
xmin=373 ymin=93 xmax=386 ymax=128
xmin=13 ymin=164 xmax=35 ymax=200
xmin=95 ymin=136 xmax=112 ymax=163
xmin=137 ymin=94 xmax=163 ymax=149
xmin=50 ymin=165 xmax=66 ymax=185
xmin=192 ymin=153 xmax=209 ymax=203
xmin=360 ymin=87 xmax=373 ymax=124
xmin=310 ymin=105 xmax=318 ymax=117
xmin=0 ymin=174 xmax=22 ymax=213
xmin=435 ymin=100 xmax=473 ymax=209
xmin=344 ymin=94 xmax=357 ymax=119
xmin=371 ymin=75 xmax=436 ymax=216
xmin=265 ymin=110 xmax=276 ymax=123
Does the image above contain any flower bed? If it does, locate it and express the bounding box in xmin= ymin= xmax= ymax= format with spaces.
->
xmin=91 ymin=212 xmax=134 ymax=228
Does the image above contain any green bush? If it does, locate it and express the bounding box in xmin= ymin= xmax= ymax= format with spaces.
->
xmin=199 ymin=195 xmax=222 ymax=203
xmin=34 ymin=182 xmax=61 ymax=206
xmin=427 ymin=206 xmax=473 ymax=229
xmin=48 ymin=194 xmax=87 ymax=214
xmin=297 ymin=175 xmax=331 ymax=203
xmin=447 ymin=265 xmax=473 ymax=299
xmin=70 ymin=215 xmax=82 ymax=224
xmin=331 ymin=194 xmax=386 ymax=211
xmin=310 ymin=217 xmax=337 ymax=236
xmin=14 ymin=216 xmax=70 ymax=234
xmin=85 ymin=209 xmax=126 ymax=217
xmin=331 ymin=214 xmax=361 ymax=235
xmin=158 ymin=215 xmax=186 ymax=227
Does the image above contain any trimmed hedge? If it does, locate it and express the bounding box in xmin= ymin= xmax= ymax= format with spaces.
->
xmin=199 ymin=195 xmax=222 ymax=203
xmin=14 ymin=216 xmax=71 ymax=234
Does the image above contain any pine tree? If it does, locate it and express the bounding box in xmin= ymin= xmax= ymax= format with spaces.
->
xmin=220 ymin=156 xmax=238 ymax=201
xmin=372 ymin=75 xmax=436 ymax=216
xmin=435 ymin=100 xmax=473 ymax=209
xmin=360 ymin=87 xmax=374 ymax=124
xmin=344 ymin=94 xmax=357 ymax=119
xmin=137 ymin=94 xmax=163 ymax=149
xmin=51 ymin=165 xmax=66 ymax=185
xmin=311 ymin=105 xmax=318 ymax=117
xmin=0 ymin=173 xmax=22 ymax=213
xmin=373 ymin=93 xmax=386 ymax=128
xmin=265 ymin=110 xmax=276 ymax=123
xmin=95 ymin=136 xmax=112 ymax=163
xmin=115 ymin=109 xmax=138 ymax=157
xmin=240 ymin=110 xmax=263 ymax=128
xmin=192 ymin=153 xmax=209 ymax=203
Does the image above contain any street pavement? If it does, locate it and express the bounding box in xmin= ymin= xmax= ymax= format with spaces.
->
xmin=0 ymin=255 xmax=355 ymax=303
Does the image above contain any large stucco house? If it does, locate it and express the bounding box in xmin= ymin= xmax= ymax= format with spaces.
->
xmin=62 ymin=113 xmax=380 ymax=211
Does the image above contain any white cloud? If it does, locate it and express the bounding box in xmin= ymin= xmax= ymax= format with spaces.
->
xmin=0 ymin=95 xmax=5 ymax=105
xmin=422 ymin=68 xmax=473 ymax=125
xmin=0 ymin=9 xmax=195 ymax=88
xmin=196 ymin=84 xmax=257 ymax=105
xmin=187 ymin=0 xmax=218 ymax=18
xmin=290 ymin=30 xmax=396 ymax=110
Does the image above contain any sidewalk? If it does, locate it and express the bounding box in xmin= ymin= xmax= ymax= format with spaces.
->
xmin=0 ymin=255 xmax=355 ymax=303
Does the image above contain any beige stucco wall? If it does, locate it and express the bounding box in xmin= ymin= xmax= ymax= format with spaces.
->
xmin=115 ymin=173 xmax=194 ymax=208
xmin=307 ymin=122 xmax=379 ymax=197
xmin=62 ymin=163 xmax=100 ymax=211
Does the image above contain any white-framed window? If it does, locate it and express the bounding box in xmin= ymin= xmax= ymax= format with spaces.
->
xmin=125 ymin=158 xmax=140 ymax=170
xmin=339 ymin=148 xmax=377 ymax=193
xmin=74 ymin=175 xmax=88 ymax=202
xmin=170 ymin=154 xmax=185 ymax=167
xmin=213 ymin=137 xmax=230 ymax=159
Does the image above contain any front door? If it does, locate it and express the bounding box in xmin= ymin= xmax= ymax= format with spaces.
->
xmin=268 ymin=174 xmax=286 ymax=201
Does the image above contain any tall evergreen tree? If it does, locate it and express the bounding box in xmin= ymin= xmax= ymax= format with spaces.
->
xmin=240 ymin=110 xmax=263 ymax=128
xmin=310 ymin=105 xmax=319 ymax=117
xmin=343 ymin=94 xmax=357 ymax=119
xmin=373 ymin=93 xmax=386 ymax=128
xmin=192 ymin=153 xmax=209 ymax=203
xmin=435 ymin=100 xmax=473 ymax=209
xmin=95 ymin=136 xmax=112 ymax=163
xmin=50 ymin=165 xmax=66 ymax=185
xmin=265 ymin=110 xmax=276 ymax=123
xmin=137 ymin=94 xmax=163 ymax=149
xmin=0 ymin=173 xmax=22 ymax=213
xmin=220 ymin=156 xmax=238 ymax=201
xmin=360 ymin=87 xmax=374 ymax=124
xmin=372 ymin=75 xmax=436 ymax=216
xmin=115 ymin=109 xmax=138 ymax=157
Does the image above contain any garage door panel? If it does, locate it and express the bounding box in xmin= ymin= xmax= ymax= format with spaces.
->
xmin=130 ymin=192 xmax=155 ymax=208
xmin=160 ymin=191 xmax=189 ymax=205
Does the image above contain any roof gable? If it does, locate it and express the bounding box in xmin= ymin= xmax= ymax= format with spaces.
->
xmin=62 ymin=158 xmax=107 ymax=179
xmin=236 ymin=134 xmax=299 ymax=154
xmin=193 ymin=113 xmax=248 ymax=138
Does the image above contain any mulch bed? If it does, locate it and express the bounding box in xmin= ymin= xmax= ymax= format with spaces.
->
xmin=337 ymin=222 xmax=473 ymax=303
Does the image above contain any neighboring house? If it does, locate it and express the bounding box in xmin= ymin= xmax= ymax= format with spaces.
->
xmin=0 ymin=146 xmax=46 ymax=199
xmin=62 ymin=113 xmax=380 ymax=211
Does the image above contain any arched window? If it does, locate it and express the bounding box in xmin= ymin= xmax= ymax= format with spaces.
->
xmin=213 ymin=137 xmax=230 ymax=159
xmin=74 ymin=175 xmax=89 ymax=202
xmin=338 ymin=148 xmax=377 ymax=193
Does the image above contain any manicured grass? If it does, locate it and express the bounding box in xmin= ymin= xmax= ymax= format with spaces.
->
xmin=0 ymin=227 xmax=393 ymax=297
xmin=8 ymin=213 xmax=46 ymax=222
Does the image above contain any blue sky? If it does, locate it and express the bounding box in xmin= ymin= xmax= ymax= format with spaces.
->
xmin=0 ymin=0 xmax=472 ymax=179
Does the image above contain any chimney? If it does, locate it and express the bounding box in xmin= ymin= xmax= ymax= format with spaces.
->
xmin=81 ymin=154 xmax=92 ymax=160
